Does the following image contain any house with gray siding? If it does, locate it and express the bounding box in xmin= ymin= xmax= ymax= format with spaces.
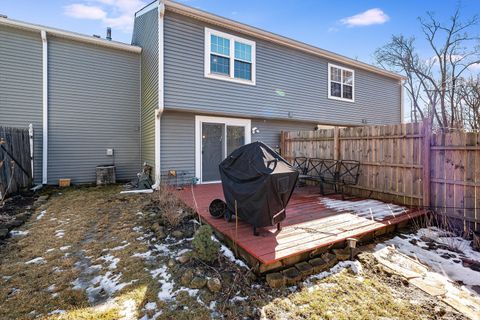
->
xmin=0 ymin=18 xmax=141 ymax=185
xmin=0 ymin=0 xmax=404 ymax=187
xmin=132 ymin=1 xmax=404 ymax=186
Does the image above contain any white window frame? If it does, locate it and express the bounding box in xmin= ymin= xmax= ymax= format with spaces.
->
xmin=195 ymin=115 xmax=251 ymax=184
xmin=327 ymin=63 xmax=355 ymax=102
xmin=204 ymin=27 xmax=256 ymax=85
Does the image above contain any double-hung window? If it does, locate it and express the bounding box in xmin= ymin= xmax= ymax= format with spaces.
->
xmin=328 ymin=63 xmax=354 ymax=102
xmin=205 ymin=28 xmax=256 ymax=85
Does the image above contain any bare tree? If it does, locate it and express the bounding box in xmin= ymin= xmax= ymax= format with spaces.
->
xmin=457 ymin=76 xmax=480 ymax=130
xmin=375 ymin=7 xmax=480 ymax=130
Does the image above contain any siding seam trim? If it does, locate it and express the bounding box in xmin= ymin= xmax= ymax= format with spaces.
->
xmin=153 ymin=1 xmax=165 ymax=188
xmin=41 ymin=30 xmax=48 ymax=184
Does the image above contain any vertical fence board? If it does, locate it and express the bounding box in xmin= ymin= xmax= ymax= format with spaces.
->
xmin=282 ymin=123 xmax=479 ymax=232
xmin=454 ymin=131 xmax=465 ymax=229
xmin=476 ymin=133 xmax=480 ymax=231
xmin=465 ymin=132 xmax=476 ymax=232
xmin=0 ymin=127 xmax=32 ymax=198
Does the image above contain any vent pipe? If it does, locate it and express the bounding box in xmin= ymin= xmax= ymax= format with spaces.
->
xmin=106 ymin=27 xmax=112 ymax=41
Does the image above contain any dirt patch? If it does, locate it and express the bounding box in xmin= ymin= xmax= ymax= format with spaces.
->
xmin=0 ymin=191 xmax=37 ymax=239
xmin=0 ymin=192 xmax=36 ymax=216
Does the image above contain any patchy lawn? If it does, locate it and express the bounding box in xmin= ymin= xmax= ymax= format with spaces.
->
xmin=0 ymin=185 xmax=471 ymax=320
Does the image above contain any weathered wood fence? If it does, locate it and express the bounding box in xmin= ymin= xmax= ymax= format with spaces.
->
xmin=281 ymin=122 xmax=480 ymax=233
xmin=0 ymin=127 xmax=33 ymax=199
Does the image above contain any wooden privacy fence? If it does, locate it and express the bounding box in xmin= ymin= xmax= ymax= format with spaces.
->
xmin=281 ymin=121 xmax=480 ymax=233
xmin=0 ymin=127 xmax=33 ymax=199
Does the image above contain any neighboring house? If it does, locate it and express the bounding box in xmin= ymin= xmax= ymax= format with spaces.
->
xmin=0 ymin=19 xmax=141 ymax=185
xmin=0 ymin=0 xmax=404 ymax=187
xmin=132 ymin=1 xmax=404 ymax=185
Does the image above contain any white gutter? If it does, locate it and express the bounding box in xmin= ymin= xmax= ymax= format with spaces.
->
xmin=152 ymin=1 xmax=165 ymax=189
xmin=41 ymin=30 xmax=48 ymax=185
xmin=0 ymin=17 xmax=141 ymax=54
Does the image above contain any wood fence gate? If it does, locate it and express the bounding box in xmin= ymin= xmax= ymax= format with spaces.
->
xmin=0 ymin=127 xmax=33 ymax=199
xmin=281 ymin=121 xmax=480 ymax=233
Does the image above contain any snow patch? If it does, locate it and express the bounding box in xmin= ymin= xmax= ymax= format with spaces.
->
xmin=9 ymin=230 xmax=29 ymax=237
xmin=103 ymin=243 xmax=130 ymax=252
xmin=25 ymin=257 xmax=46 ymax=265
xmin=177 ymin=287 xmax=199 ymax=298
xmin=60 ymin=246 xmax=71 ymax=251
xmin=132 ymin=226 xmax=143 ymax=233
xmin=320 ymin=198 xmax=407 ymax=221
xmin=211 ymin=235 xmax=248 ymax=269
xmin=132 ymin=251 xmax=153 ymax=260
xmin=99 ymin=254 xmax=120 ymax=270
xmin=230 ymin=295 xmax=248 ymax=303
xmin=48 ymin=310 xmax=66 ymax=315
xmin=36 ymin=210 xmax=46 ymax=221
xmin=152 ymin=266 xmax=175 ymax=301
xmin=55 ymin=230 xmax=65 ymax=238
xmin=209 ymin=301 xmax=217 ymax=310
xmin=85 ymin=272 xmax=136 ymax=303
xmin=304 ymin=260 xmax=363 ymax=287
xmin=377 ymin=227 xmax=480 ymax=288
xmin=177 ymin=248 xmax=191 ymax=256
xmin=144 ymin=302 xmax=157 ymax=310
xmin=119 ymin=298 xmax=137 ymax=320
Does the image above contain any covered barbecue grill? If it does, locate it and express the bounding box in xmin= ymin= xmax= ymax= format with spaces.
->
xmin=219 ymin=141 xmax=299 ymax=236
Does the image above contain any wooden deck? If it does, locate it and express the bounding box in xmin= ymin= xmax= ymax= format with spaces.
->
xmin=178 ymin=183 xmax=425 ymax=272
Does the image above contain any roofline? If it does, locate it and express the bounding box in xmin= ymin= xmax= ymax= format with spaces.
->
xmin=135 ymin=0 xmax=158 ymax=18
xmin=164 ymin=0 xmax=405 ymax=81
xmin=0 ymin=17 xmax=142 ymax=53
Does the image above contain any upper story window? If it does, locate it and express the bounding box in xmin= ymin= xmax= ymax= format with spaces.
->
xmin=328 ymin=63 xmax=354 ymax=102
xmin=205 ymin=28 xmax=256 ymax=85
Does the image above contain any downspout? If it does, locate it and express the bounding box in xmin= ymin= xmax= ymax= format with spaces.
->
xmin=28 ymin=124 xmax=34 ymax=181
xmin=152 ymin=0 xmax=165 ymax=189
xmin=400 ymin=79 xmax=405 ymax=123
xmin=41 ymin=30 xmax=48 ymax=184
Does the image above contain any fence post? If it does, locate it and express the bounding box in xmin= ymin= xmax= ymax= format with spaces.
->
xmin=334 ymin=127 xmax=340 ymax=160
xmin=422 ymin=120 xmax=431 ymax=209
xmin=280 ymin=131 xmax=286 ymax=157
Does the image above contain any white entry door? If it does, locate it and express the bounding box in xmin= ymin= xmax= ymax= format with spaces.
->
xmin=195 ymin=116 xmax=251 ymax=183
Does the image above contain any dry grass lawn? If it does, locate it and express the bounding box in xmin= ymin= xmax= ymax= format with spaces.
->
xmin=0 ymin=185 xmax=467 ymax=320
xmin=0 ymin=185 xmax=176 ymax=319
xmin=262 ymin=269 xmax=427 ymax=320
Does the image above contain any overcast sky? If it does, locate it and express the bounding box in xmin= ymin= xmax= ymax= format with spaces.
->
xmin=1 ymin=0 xmax=479 ymax=67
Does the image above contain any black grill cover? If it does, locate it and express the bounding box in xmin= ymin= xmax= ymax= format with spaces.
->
xmin=219 ymin=141 xmax=299 ymax=228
